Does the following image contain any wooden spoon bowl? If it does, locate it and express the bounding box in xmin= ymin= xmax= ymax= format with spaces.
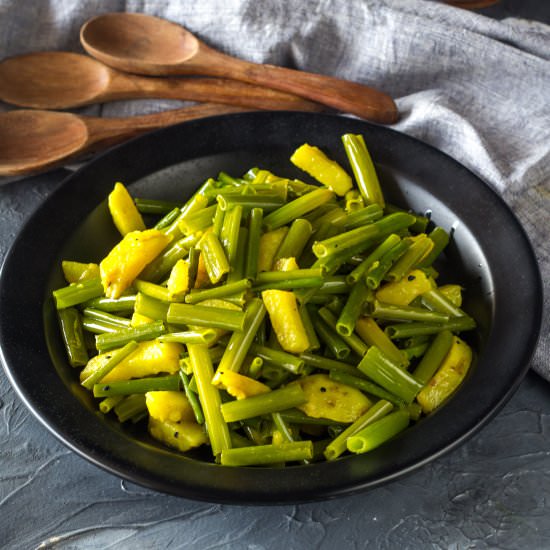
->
xmin=0 ymin=104 xmax=245 ymax=176
xmin=0 ymin=51 xmax=322 ymax=111
xmin=80 ymin=13 xmax=399 ymax=124
xmin=0 ymin=52 xmax=111 ymax=109
xmin=81 ymin=11 xmax=199 ymax=70
xmin=0 ymin=110 xmax=88 ymax=175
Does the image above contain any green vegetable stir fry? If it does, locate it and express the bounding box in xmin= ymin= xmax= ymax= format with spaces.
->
xmin=53 ymin=133 xmax=476 ymax=467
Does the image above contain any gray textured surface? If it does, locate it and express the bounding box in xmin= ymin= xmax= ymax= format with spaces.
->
xmin=1 ymin=1 xmax=550 ymax=548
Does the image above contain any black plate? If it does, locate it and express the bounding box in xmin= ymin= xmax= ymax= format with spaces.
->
xmin=0 ymin=112 xmax=542 ymax=504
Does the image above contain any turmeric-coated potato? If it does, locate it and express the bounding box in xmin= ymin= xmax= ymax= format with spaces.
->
xmin=293 ymin=374 xmax=371 ymax=423
xmin=79 ymin=340 xmax=182 ymax=384
xmin=417 ymin=336 xmax=473 ymax=414
xmin=291 ymin=143 xmax=353 ymax=196
xmin=258 ymin=227 xmax=289 ymax=272
xmin=215 ymin=370 xmax=271 ymax=400
xmin=145 ymin=391 xmax=195 ymax=423
xmin=108 ymin=182 xmax=146 ymax=236
xmin=100 ymin=228 xmax=172 ymax=299
xmin=148 ymin=417 xmax=207 ymax=453
xmin=375 ymin=269 xmax=434 ymax=306
xmin=62 ymin=260 xmax=100 ymax=283
xmin=262 ymin=289 xmax=309 ymax=353
xmin=166 ymin=259 xmax=190 ymax=301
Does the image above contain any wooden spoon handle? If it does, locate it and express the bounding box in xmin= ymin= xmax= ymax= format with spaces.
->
xmin=107 ymin=74 xmax=324 ymax=112
xmin=83 ymin=103 xmax=247 ymax=151
xmin=191 ymin=45 xmax=398 ymax=124
xmin=0 ymin=105 xmax=247 ymax=176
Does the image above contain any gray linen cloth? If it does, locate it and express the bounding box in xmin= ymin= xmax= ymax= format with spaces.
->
xmin=0 ymin=0 xmax=548 ymax=378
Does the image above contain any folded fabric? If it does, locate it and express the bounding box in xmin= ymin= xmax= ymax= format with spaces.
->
xmin=0 ymin=0 xmax=548 ymax=378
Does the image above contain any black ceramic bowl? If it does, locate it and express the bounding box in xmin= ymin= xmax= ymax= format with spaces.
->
xmin=0 ymin=112 xmax=542 ymax=504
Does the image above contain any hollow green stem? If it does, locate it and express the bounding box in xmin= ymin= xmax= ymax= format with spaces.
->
xmin=324 ymin=400 xmax=394 ymax=460
xmin=346 ymin=234 xmax=401 ymax=284
xmin=274 ymin=218 xmax=313 ymax=262
xmin=220 ymin=441 xmax=313 ymax=466
xmin=81 ymin=340 xmax=139 ymax=390
xmin=344 ymin=203 xmax=384 ymax=230
xmin=263 ymin=188 xmax=334 ymax=231
xmin=213 ymin=298 xmax=266 ymax=381
xmin=312 ymin=213 xmax=414 ymax=259
xmin=245 ymin=207 xmax=263 ymax=280
xmin=342 ymin=133 xmax=385 ymax=207
xmin=347 ymin=410 xmax=410 ymax=454
xmin=336 ymin=280 xmax=370 ymax=337
xmin=167 ymin=303 xmax=245 ymax=332
xmin=82 ymin=307 xmax=132 ymax=328
xmin=418 ymin=227 xmax=450 ymax=268
xmin=57 ymin=307 xmax=89 ymax=367
xmin=221 ymin=385 xmax=307 ymax=423
xmin=248 ymin=342 xmax=305 ymax=374
xmin=200 ymin=232 xmax=230 ymax=284
xmin=95 ymin=320 xmax=166 ymax=353
xmin=299 ymin=352 xmax=367 ymax=378
xmin=93 ymin=374 xmax=180 ymax=397
xmin=179 ymin=369 xmax=205 ymax=425
xmin=187 ymin=343 xmax=232 ymax=458
xmin=134 ymin=292 xmax=169 ymax=321
xmin=53 ymin=277 xmax=104 ymax=309
xmin=357 ymin=346 xmax=423 ymax=404
xmin=134 ymin=198 xmax=180 ymax=215
xmin=184 ymin=279 xmax=252 ymax=304
xmin=385 ymin=316 xmax=476 ymax=339
xmin=317 ymin=306 xmax=369 ymax=357
xmin=412 ymin=329 xmax=454 ymax=384
xmin=83 ymin=294 xmax=136 ymax=314
xmin=113 ymin=394 xmax=147 ymax=423
xmin=371 ymin=300 xmax=450 ymax=323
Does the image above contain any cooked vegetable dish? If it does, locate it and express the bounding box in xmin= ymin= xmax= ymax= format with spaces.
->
xmin=53 ymin=133 xmax=476 ymax=466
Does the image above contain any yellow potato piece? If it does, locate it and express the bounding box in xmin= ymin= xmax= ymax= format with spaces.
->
xmin=375 ymin=268 xmax=435 ymax=306
xmin=148 ymin=417 xmax=207 ymax=453
xmin=261 ymin=289 xmax=309 ymax=353
xmin=291 ymin=143 xmax=353 ymax=196
xmin=272 ymin=257 xmax=299 ymax=272
xmin=258 ymin=227 xmax=288 ymax=272
xmin=417 ymin=336 xmax=473 ymax=414
xmin=215 ymin=370 xmax=271 ymax=400
xmin=294 ymin=374 xmax=371 ymax=423
xmin=79 ymin=340 xmax=183 ymax=383
xmin=145 ymin=391 xmax=195 ymax=423
xmin=130 ymin=312 xmax=154 ymax=327
xmin=100 ymin=229 xmax=172 ymax=299
xmin=61 ymin=260 xmax=100 ymax=283
xmin=438 ymin=284 xmax=463 ymax=307
xmin=108 ymin=182 xmax=146 ymax=236
xmin=166 ymin=259 xmax=190 ymax=301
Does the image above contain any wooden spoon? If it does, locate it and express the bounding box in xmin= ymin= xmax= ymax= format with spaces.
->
xmin=0 ymin=51 xmax=322 ymax=111
xmin=80 ymin=12 xmax=398 ymax=124
xmin=0 ymin=104 xmax=246 ymax=176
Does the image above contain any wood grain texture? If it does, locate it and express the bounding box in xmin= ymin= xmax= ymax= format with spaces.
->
xmin=0 ymin=104 xmax=245 ymax=175
xmin=80 ymin=13 xmax=399 ymax=124
xmin=0 ymin=51 xmax=322 ymax=111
